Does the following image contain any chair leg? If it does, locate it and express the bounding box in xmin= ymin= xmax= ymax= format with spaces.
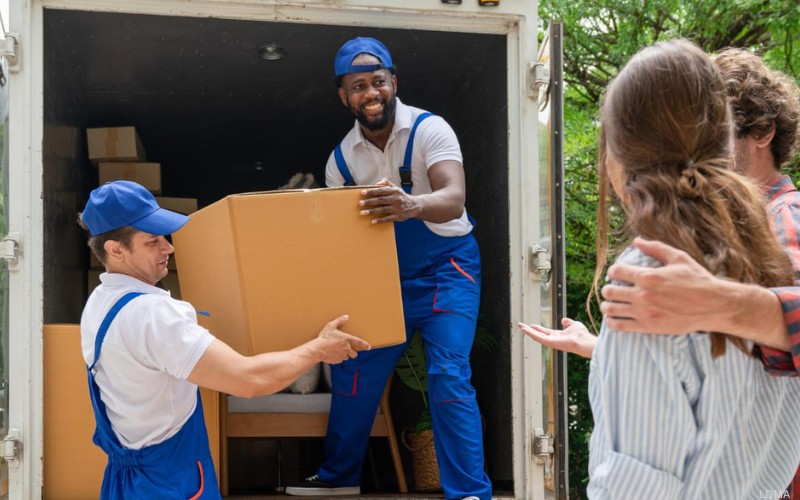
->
xmin=380 ymin=377 xmax=408 ymax=493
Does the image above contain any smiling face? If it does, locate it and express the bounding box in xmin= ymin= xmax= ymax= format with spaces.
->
xmin=338 ymin=53 xmax=398 ymax=132
xmin=104 ymin=230 xmax=174 ymax=286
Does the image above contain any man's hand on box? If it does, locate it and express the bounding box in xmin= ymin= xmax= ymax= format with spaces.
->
xmin=359 ymin=178 xmax=421 ymax=224
xmin=315 ymin=314 xmax=371 ymax=364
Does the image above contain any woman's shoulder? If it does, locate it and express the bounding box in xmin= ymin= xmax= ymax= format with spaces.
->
xmin=613 ymin=244 xmax=663 ymax=271
xmin=603 ymin=244 xmax=664 ymax=290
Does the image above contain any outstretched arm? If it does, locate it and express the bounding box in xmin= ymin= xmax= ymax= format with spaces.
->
xmin=600 ymin=237 xmax=790 ymax=351
xmin=518 ymin=318 xmax=598 ymax=359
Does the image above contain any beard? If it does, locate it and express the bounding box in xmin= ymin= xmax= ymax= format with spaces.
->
xmin=349 ymin=93 xmax=397 ymax=131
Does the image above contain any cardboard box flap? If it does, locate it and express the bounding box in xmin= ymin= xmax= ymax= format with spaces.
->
xmin=173 ymin=197 xmax=251 ymax=355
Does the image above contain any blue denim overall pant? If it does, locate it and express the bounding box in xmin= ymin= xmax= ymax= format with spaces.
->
xmin=318 ymin=218 xmax=492 ymax=499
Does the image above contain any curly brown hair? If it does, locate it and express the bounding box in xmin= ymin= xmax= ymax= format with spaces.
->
xmin=714 ymin=48 xmax=800 ymax=169
xmin=591 ymin=39 xmax=795 ymax=358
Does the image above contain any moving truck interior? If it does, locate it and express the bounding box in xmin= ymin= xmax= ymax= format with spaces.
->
xmin=21 ymin=3 xmax=555 ymax=498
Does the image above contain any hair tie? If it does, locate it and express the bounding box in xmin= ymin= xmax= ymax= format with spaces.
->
xmin=680 ymin=159 xmax=700 ymax=191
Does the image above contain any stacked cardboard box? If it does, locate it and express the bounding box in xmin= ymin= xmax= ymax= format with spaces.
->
xmin=85 ymin=127 xmax=197 ymax=299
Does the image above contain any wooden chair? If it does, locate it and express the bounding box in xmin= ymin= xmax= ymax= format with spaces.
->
xmin=219 ymin=377 xmax=408 ymax=494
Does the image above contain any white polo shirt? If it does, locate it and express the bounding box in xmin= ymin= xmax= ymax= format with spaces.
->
xmin=325 ymin=98 xmax=473 ymax=237
xmin=81 ymin=273 xmax=215 ymax=450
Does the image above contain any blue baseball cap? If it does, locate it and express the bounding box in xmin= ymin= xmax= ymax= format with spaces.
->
xmin=81 ymin=180 xmax=189 ymax=237
xmin=334 ymin=37 xmax=393 ymax=78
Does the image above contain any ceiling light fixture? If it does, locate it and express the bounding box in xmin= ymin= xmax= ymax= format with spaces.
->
xmin=258 ymin=43 xmax=286 ymax=61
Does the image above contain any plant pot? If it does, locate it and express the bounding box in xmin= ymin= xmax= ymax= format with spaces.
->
xmin=402 ymin=428 xmax=441 ymax=492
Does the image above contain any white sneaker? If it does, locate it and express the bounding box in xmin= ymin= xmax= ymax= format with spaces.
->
xmin=463 ymin=497 xmax=480 ymax=500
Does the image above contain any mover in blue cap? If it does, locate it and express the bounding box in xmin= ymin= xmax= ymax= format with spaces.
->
xmin=285 ymin=37 xmax=492 ymax=500
xmin=79 ymin=180 xmax=370 ymax=499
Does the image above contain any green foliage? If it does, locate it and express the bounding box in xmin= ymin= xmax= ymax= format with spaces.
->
xmin=542 ymin=0 xmax=800 ymax=104
xmin=540 ymin=2 xmax=800 ymax=498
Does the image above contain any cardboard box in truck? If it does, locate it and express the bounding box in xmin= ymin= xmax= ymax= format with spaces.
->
xmin=86 ymin=127 xmax=147 ymax=162
xmin=43 ymin=324 xmax=106 ymax=499
xmin=155 ymin=196 xmax=199 ymax=215
xmin=172 ymin=187 xmax=406 ymax=356
xmin=87 ymin=126 xmax=147 ymax=163
xmin=98 ymin=162 xmax=162 ymax=194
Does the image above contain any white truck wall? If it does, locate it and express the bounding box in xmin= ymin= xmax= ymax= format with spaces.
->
xmin=8 ymin=1 xmax=546 ymax=497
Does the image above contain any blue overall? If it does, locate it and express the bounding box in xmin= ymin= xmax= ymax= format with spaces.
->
xmin=87 ymin=291 xmax=221 ymax=499
xmin=323 ymin=114 xmax=492 ymax=500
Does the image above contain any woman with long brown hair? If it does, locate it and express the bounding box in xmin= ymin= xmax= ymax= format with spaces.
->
xmin=542 ymin=39 xmax=800 ymax=498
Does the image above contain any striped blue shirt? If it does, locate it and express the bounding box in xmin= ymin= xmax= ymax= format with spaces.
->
xmin=588 ymin=246 xmax=800 ymax=499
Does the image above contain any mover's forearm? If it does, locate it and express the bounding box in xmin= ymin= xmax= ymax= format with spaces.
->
xmin=189 ymin=339 xmax=325 ymax=398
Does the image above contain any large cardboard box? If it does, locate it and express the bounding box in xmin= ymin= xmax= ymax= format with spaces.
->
xmin=43 ymin=324 xmax=219 ymax=499
xmin=98 ymin=162 xmax=162 ymax=194
xmin=172 ymin=187 xmax=406 ymax=356
xmin=87 ymin=126 xmax=147 ymax=163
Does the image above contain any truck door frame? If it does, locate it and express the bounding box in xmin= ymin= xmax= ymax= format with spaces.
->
xmin=9 ymin=1 xmax=546 ymax=498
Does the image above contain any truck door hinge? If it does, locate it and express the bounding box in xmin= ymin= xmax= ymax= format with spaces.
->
xmin=530 ymin=61 xmax=550 ymax=99
xmin=534 ymin=427 xmax=556 ymax=491
xmin=2 ymin=33 xmax=19 ymax=75
xmin=2 ymin=232 xmax=20 ymax=268
xmin=530 ymin=244 xmax=552 ymax=283
xmin=535 ymin=430 xmax=554 ymax=456
xmin=2 ymin=429 xmax=21 ymax=466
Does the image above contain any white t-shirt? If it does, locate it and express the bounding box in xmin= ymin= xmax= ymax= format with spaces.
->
xmin=80 ymin=273 xmax=216 ymax=450
xmin=325 ymin=98 xmax=473 ymax=237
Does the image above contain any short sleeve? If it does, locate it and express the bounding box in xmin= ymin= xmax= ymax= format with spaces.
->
xmin=125 ymin=296 xmax=215 ymax=380
xmin=760 ymin=287 xmax=800 ymax=376
xmin=417 ymin=116 xmax=462 ymax=168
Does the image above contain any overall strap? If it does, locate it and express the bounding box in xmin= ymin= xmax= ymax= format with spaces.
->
xmin=89 ymin=292 xmax=144 ymax=371
xmin=399 ymin=112 xmax=433 ymax=194
xmin=334 ymin=144 xmax=356 ymax=186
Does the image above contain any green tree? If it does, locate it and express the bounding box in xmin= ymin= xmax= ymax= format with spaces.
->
xmin=539 ymin=2 xmax=800 ymax=497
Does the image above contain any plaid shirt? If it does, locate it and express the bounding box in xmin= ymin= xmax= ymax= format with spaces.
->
xmin=760 ymin=175 xmax=800 ymax=375
xmin=744 ymin=174 xmax=800 ymax=500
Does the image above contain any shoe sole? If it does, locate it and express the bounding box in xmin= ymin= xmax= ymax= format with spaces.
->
xmin=284 ymin=486 xmax=360 ymax=496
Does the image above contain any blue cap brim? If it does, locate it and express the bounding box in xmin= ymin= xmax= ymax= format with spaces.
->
xmin=129 ymin=208 xmax=189 ymax=236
